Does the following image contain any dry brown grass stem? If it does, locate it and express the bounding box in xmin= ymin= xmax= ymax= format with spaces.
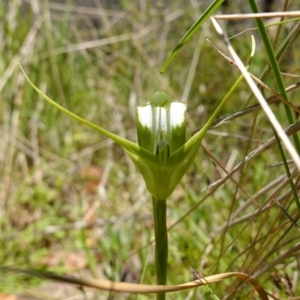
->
xmin=0 ymin=267 xmax=268 ymax=299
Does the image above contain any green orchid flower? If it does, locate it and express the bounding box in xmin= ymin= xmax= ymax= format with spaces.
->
xmin=19 ymin=65 xmax=206 ymax=202
xmin=20 ymin=62 xmax=248 ymax=299
xmin=135 ymin=91 xmax=187 ymax=200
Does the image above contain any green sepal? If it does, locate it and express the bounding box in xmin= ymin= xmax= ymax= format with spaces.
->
xmin=20 ymin=64 xmax=248 ymax=201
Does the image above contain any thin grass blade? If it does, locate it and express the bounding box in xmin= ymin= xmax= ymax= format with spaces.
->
xmin=160 ymin=0 xmax=224 ymax=73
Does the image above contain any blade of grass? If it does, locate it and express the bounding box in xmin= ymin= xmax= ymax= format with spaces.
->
xmin=247 ymin=2 xmax=300 ymax=139
xmin=210 ymin=18 xmax=300 ymax=174
xmin=247 ymin=0 xmax=300 ymax=212
xmin=160 ymin=0 xmax=224 ymax=73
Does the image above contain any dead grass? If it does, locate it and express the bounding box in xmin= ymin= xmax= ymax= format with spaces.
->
xmin=0 ymin=0 xmax=299 ymax=299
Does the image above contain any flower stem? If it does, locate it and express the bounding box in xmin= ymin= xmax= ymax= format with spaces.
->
xmin=152 ymin=198 xmax=168 ymax=300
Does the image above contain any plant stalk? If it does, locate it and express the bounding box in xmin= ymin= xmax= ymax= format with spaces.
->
xmin=152 ymin=197 xmax=168 ymax=300
xmin=247 ymin=0 xmax=300 ymax=211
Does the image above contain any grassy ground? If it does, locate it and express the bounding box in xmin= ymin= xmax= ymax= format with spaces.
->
xmin=0 ymin=0 xmax=300 ymax=299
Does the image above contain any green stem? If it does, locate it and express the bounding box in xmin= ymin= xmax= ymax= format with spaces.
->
xmin=247 ymin=1 xmax=300 ymax=150
xmin=152 ymin=198 xmax=168 ymax=300
xmin=247 ymin=0 xmax=300 ymax=212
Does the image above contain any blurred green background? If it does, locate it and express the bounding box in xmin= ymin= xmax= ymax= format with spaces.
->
xmin=0 ymin=0 xmax=299 ymax=299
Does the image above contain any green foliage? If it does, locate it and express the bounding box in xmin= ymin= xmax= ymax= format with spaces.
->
xmin=0 ymin=0 xmax=300 ymax=299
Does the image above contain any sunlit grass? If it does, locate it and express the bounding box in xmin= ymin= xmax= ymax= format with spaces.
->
xmin=0 ymin=0 xmax=300 ymax=299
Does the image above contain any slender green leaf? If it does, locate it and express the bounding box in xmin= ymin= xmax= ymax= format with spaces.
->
xmin=160 ymin=0 xmax=224 ymax=73
xmin=247 ymin=0 xmax=300 ymax=211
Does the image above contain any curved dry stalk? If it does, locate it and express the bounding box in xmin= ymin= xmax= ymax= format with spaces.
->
xmin=0 ymin=267 xmax=268 ymax=299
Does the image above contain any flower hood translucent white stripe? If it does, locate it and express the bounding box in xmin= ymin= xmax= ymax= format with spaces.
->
xmin=136 ymin=92 xmax=186 ymax=157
